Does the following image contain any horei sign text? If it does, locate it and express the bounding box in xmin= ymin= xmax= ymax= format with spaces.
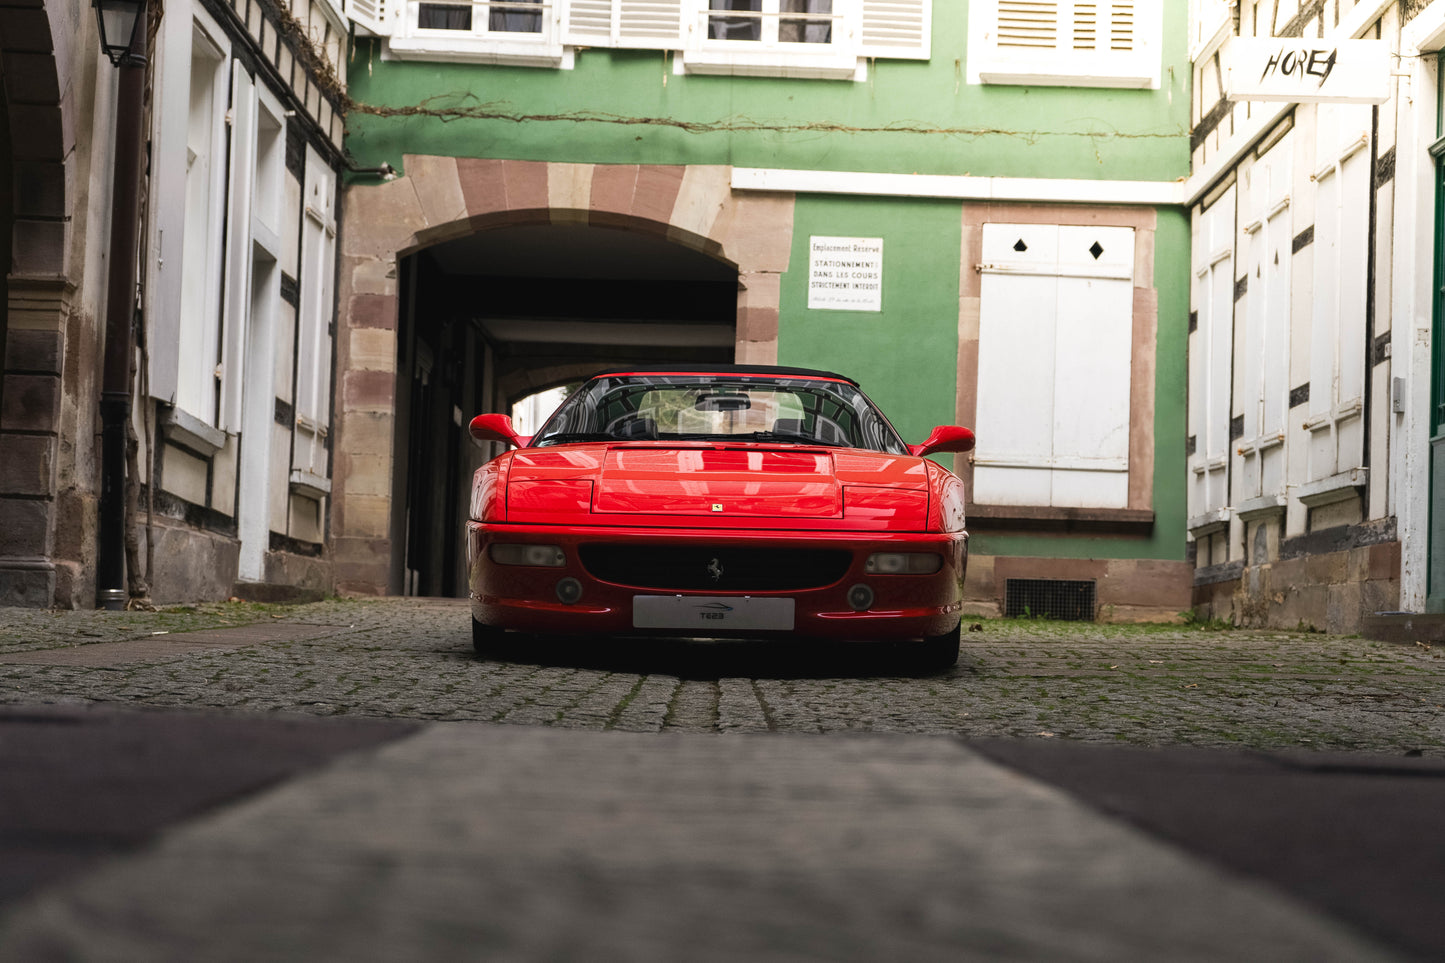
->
xmin=1225 ymin=37 xmax=1390 ymax=104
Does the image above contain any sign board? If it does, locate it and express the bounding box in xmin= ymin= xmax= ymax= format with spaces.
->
xmin=808 ymin=236 xmax=883 ymax=312
xmin=1225 ymin=37 xmax=1391 ymax=104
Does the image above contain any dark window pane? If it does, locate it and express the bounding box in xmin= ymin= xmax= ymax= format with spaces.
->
xmin=490 ymin=0 xmax=541 ymax=33
xmin=780 ymin=0 xmax=831 ymax=43
xmin=708 ymin=0 xmax=761 ymax=41
xmin=418 ymin=2 xmax=471 ymax=30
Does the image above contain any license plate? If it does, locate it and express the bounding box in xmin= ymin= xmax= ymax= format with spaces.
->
xmin=632 ymin=595 xmax=795 ymax=631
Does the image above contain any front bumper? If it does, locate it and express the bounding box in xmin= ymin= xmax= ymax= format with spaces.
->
xmin=467 ymin=522 xmax=968 ymax=642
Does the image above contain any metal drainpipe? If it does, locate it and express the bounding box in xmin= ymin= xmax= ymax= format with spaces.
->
xmin=96 ymin=9 xmax=147 ymax=611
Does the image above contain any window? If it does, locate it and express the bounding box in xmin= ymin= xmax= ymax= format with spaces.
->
xmin=174 ymin=23 xmax=229 ymax=425
xmin=392 ymin=0 xmax=561 ymax=63
xmin=1237 ymin=132 xmax=1292 ymax=502
xmin=533 ymin=374 xmax=908 ymax=454
xmin=966 ymin=0 xmax=1161 ymax=89
xmin=294 ymin=145 xmax=337 ymax=486
xmin=1305 ymin=103 xmax=1371 ymax=483
xmin=351 ymin=0 xmax=929 ymax=76
xmin=1189 ymin=185 xmax=1235 ymax=523
xmin=706 ymin=0 xmax=833 ymax=44
xmin=416 ymin=0 xmax=542 ymax=32
xmin=973 ymin=223 xmax=1136 ymax=510
xmin=687 ymin=0 xmax=852 ymax=74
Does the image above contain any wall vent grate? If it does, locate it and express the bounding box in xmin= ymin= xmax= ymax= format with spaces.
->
xmin=1004 ymin=578 xmax=1097 ymax=621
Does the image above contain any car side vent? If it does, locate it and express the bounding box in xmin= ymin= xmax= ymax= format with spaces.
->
xmin=1004 ymin=578 xmax=1097 ymax=622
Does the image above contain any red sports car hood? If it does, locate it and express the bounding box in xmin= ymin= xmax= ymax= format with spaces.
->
xmin=502 ymin=443 xmax=931 ymax=526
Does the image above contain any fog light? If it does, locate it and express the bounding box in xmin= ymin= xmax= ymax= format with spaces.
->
xmin=556 ymin=577 xmax=583 ymax=604
xmin=865 ymin=552 xmax=942 ymax=575
xmin=846 ymin=583 xmax=874 ymax=612
xmin=490 ymin=543 xmax=566 ymax=567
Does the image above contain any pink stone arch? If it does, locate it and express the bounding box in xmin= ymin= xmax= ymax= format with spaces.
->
xmin=331 ymin=158 xmax=794 ymax=594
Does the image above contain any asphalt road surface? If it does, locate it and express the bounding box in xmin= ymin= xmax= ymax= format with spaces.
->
xmin=1 ymin=598 xmax=1442 ymax=960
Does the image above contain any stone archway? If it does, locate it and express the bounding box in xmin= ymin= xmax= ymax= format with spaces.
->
xmin=332 ymin=158 xmax=794 ymax=595
xmin=0 ymin=6 xmax=81 ymax=606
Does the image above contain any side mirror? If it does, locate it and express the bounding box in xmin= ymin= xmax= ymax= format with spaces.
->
xmin=909 ymin=425 xmax=975 ymax=458
xmin=469 ymin=413 xmax=529 ymax=449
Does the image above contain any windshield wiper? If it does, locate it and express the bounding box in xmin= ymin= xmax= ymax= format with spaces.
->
xmin=747 ymin=431 xmax=845 ymax=447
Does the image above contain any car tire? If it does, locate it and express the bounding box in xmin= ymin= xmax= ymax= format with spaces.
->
xmin=472 ymin=616 xmax=504 ymax=657
xmin=914 ymin=621 xmax=961 ymax=673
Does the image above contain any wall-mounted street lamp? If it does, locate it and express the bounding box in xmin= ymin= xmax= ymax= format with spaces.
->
xmin=94 ymin=0 xmax=147 ymax=610
xmin=93 ymin=0 xmax=147 ymax=67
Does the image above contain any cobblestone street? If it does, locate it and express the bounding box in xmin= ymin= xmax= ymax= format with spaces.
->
xmin=3 ymin=597 xmax=1442 ymax=754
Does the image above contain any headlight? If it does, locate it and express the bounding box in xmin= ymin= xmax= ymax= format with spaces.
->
xmin=865 ymin=552 xmax=942 ymax=575
xmin=489 ymin=544 xmax=566 ymax=567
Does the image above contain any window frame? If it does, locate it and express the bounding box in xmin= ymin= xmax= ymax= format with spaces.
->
xmin=292 ymin=144 xmax=338 ymax=490
xmin=1189 ymin=184 xmax=1236 ymax=526
xmin=966 ymin=0 xmax=1162 ymax=90
xmin=1303 ymin=102 xmax=1372 ymax=484
xmin=682 ymin=0 xmax=857 ymax=78
xmin=972 ymin=222 xmax=1137 ymax=511
xmin=1235 ymin=130 xmax=1293 ymax=504
xmin=172 ymin=16 xmax=232 ymax=430
xmin=366 ymin=0 xmax=928 ymax=77
xmin=389 ymin=0 xmax=569 ymax=65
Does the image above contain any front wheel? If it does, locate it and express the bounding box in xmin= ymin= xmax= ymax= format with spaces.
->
xmin=472 ymin=616 xmax=505 ymax=657
xmin=913 ymin=621 xmax=961 ymax=673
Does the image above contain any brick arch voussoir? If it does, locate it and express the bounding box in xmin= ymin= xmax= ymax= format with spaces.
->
xmin=405 ymin=207 xmax=736 ymax=276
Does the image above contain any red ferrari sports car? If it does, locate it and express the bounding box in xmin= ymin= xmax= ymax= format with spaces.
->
xmin=465 ymin=365 xmax=975 ymax=669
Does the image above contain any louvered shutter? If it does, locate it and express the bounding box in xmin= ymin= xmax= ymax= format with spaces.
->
xmin=346 ymin=0 xmax=399 ymax=37
xmin=995 ymin=1 xmax=1135 ymax=54
xmin=563 ymin=0 xmax=684 ymax=48
xmin=858 ymin=0 xmax=930 ymax=59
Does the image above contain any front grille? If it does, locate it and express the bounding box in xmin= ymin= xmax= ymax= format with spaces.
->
xmin=1004 ymin=578 xmax=1097 ymax=621
xmin=580 ymin=544 xmax=852 ymax=592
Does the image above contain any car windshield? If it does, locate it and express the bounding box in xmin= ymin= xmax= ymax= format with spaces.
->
xmin=531 ymin=374 xmax=909 ymax=454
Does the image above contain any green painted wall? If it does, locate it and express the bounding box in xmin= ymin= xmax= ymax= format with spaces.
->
xmin=777 ymin=195 xmax=960 ymax=447
xmin=346 ymin=5 xmax=1190 ymax=182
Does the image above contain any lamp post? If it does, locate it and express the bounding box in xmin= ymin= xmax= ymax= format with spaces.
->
xmin=94 ymin=0 xmax=146 ymax=610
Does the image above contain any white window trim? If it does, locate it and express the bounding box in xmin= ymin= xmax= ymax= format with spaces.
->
xmin=293 ymin=145 xmax=338 ymax=486
xmin=173 ymin=11 xmax=232 ymax=428
xmin=1237 ymin=133 xmax=1292 ymax=476
xmin=679 ymin=0 xmax=859 ymax=79
xmin=966 ymin=0 xmax=1161 ymax=89
xmin=1188 ymin=185 xmax=1235 ymax=519
xmin=365 ymin=0 xmax=926 ymax=77
xmin=387 ymin=0 xmax=571 ymax=65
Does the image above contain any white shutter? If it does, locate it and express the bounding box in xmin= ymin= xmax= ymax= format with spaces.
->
xmin=996 ymin=1 xmax=1133 ymax=53
xmin=564 ymin=0 xmax=614 ymax=43
xmin=858 ymin=0 xmax=930 ymax=59
xmin=1105 ymin=1 xmax=1135 ymax=52
xmin=295 ymin=147 xmax=337 ymax=479
xmin=346 ymin=0 xmax=399 ymax=37
xmin=975 ymin=224 xmax=1060 ymax=508
xmin=1051 ymin=225 xmax=1132 ymax=509
xmin=973 ymin=223 xmax=1133 ymax=510
xmin=1191 ymin=186 xmax=1234 ymax=517
xmin=995 ymin=0 xmax=1055 ymax=49
xmin=564 ymin=0 xmax=683 ymax=49
xmin=219 ymin=63 xmax=257 ymax=434
xmin=971 ymin=0 xmax=1156 ymax=87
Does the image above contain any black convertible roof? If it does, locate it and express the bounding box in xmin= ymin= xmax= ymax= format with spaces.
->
xmin=586 ymin=364 xmax=859 ymax=386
